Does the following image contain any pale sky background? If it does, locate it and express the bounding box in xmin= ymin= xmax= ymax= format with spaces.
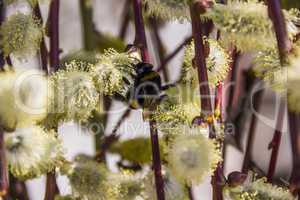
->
xmin=5 ymin=0 xmax=293 ymax=199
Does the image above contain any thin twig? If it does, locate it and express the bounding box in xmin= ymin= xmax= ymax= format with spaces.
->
xmin=119 ymin=0 xmax=131 ymax=40
xmin=48 ymin=0 xmax=60 ymax=73
xmin=132 ymin=0 xmax=165 ymax=199
xmin=157 ymin=36 xmax=192 ymax=73
xmin=132 ymin=0 xmax=149 ymax=62
xmin=0 ymin=127 xmax=9 ymax=198
xmin=79 ymin=0 xmax=98 ymax=51
xmin=149 ymin=109 xmax=165 ymax=200
xmin=267 ymin=0 xmax=292 ymax=62
xmin=267 ymin=0 xmax=298 ymax=192
xmin=0 ymin=0 xmax=5 ymax=71
xmin=33 ymin=4 xmax=49 ymax=74
xmin=226 ymin=48 xmax=239 ymax=113
xmin=9 ymin=174 xmax=29 ymax=200
xmin=190 ymin=2 xmax=223 ymax=200
xmin=288 ymin=112 xmax=300 ymax=197
xmin=45 ymin=0 xmax=60 ymax=199
xmin=149 ymin=18 xmax=169 ymax=82
xmin=96 ymin=108 xmax=131 ymax=161
xmin=267 ymin=100 xmax=285 ymax=182
xmin=242 ymin=85 xmax=264 ymax=173
xmin=190 ymin=3 xmax=212 ymax=118
xmin=223 ymin=47 xmax=241 ymax=161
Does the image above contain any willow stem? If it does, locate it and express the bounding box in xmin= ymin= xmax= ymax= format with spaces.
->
xmin=226 ymin=48 xmax=239 ymax=113
xmin=49 ymin=0 xmax=60 ymax=73
xmin=190 ymin=2 xmax=223 ymax=200
xmin=45 ymin=0 xmax=60 ymax=199
xmin=242 ymin=87 xmax=264 ymax=173
xmin=267 ymin=0 xmax=292 ymax=62
xmin=157 ymin=36 xmax=192 ymax=73
xmin=0 ymin=0 xmax=5 ymax=70
xmin=132 ymin=0 xmax=165 ymax=199
xmin=96 ymin=108 xmax=131 ymax=161
xmin=33 ymin=4 xmax=49 ymax=74
xmin=0 ymin=127 xmax=9 ymax=198
xmin=189 ymin=2 xmax=212 ymax=118
xmin=119 ymin=0 xmax=131 ymax=40
xmin=288 ymin=112 xmax=300 ymax=197
xmin=267 ymin=100 xmax=285 ymax=182
xmin=149 ymin=18 xmax=169 ymax=82
xmin=9 ymin=174 xmax=29 ymax=200
xmin=267 ymin=0 xmax=297 ymax=189
xmin=79 ymin=0 xmax=98 ymax=51
xmin=132 ymin=0 xmax=149 ymax=62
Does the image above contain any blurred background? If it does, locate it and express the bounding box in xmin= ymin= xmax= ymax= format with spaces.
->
xmin=6 ymin=0 xmax=299 ymax=199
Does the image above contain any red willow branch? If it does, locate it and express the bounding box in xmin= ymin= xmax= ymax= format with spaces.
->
xmin=0 ymin=0 xmax=4 ymax=71
xmin=222 ymin=47 xmax=239 ymax=168
xmin=33 ymin=4 xmax=49 ymax=74
xmin=149 ymin=18 xmax=169 ymax=82
xmin=190 ymin=2 xmax=212 ymax=118
xmin=224 ymin=48 xmax=246 ymax=150
xmin=267 ymin=100 xmax=285 ymax=182
xmin=288 ymin=112 xmax=300 ymax=197
xmin=96 ymin=108 xmax=131 ymax=161
xmin=157 ymin=36 xmax=192 ymax=73
xmin=132 ymin=0 xmax=165 ymax=199
xmin=242 ymin=86 xmax=264 ymax=173
xmin=132 ymin=0 xmax=149 ymax=62
xmin=190 ymin=1 xmax=223 ymax=200
xmin=48 ymin=0 xmax=60 ymax=73
xmin=9 ymin=174 xmax=29 ymax=200
xmin=267 ymin=0 xmax=292 ymax=63
xmin=266 ymin=0 xmax=293 ymax=185
xmin=225 ymin=48 xmax=239 ymax=113
xmin=45 ymin=0 xmax=60 ymax=199
xmin=0 ymin=127 xmax=9 ymax=199
xmin=119 ymin=0 xmax=131 ymax=40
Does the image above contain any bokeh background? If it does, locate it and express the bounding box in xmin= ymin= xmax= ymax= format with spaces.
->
xmin=6 ymin=0 xmax=296 ymax=199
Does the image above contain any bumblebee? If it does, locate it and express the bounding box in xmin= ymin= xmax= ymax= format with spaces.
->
xmin=114 ymin=45 xmax=169 ymax=109
xmin=127 ymin=62 xmax=166 ymax=109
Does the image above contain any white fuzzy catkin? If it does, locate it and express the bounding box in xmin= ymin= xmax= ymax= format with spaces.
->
xmin=0 ymin=69 xmax=49 ymax=130
xmin=5 ymin=126 xmax=64 ymax=179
